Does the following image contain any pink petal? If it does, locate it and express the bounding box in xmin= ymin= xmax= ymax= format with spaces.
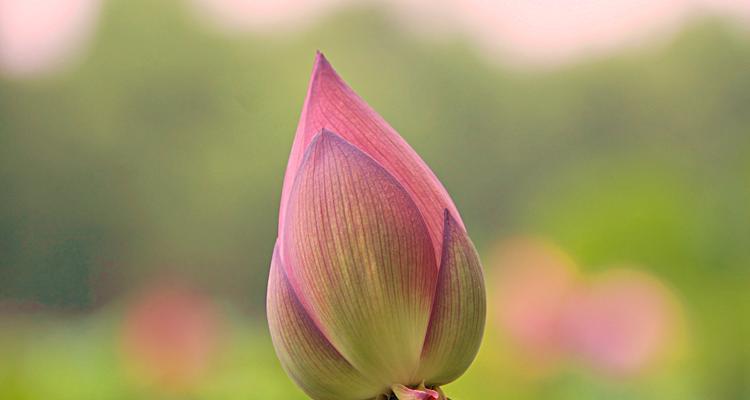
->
xmin=419 ymin=211 xmax=486 ymax=385
xmin=391 ymin=384 xmax=440 ymax=400
xmin=279 ymin=53 xmax=463 ymax=264
xmin=282 ymin=130 xmax=437 ymax=384
xmin=267 ymin=242 xmax=383 ymax=399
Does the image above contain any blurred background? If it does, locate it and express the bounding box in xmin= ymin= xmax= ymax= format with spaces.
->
xmin=1 ymin=0 xmax=749 ymax=399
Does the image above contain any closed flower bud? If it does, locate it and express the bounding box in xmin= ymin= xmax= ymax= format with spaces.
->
xmin=267 ymin=53 xmax=486 ymax=400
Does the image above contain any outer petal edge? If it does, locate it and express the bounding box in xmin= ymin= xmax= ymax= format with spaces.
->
xmin=418 ymin=210 xmax=486 ymax=385
xmin=267 ymin=242 xmax=383 ymax=400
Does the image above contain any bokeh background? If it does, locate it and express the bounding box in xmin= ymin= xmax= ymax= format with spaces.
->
xmin=1 ymin=0 xmax=749 ymax=399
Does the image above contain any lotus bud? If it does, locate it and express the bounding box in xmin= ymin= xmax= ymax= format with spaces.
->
xmin=267 ymin=53 xmax=486 ymax=400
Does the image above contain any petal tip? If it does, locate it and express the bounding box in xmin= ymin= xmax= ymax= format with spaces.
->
xmin=442 ymin=209 xmax=457 ymax=228
xmin=311 ymin=50 xmax=335 ymax=81
xmin=298 ymin=129 xmax=347 ymax=165
xmin=307 ymin=129 xmax=363 ymax=163
xmin=314 ymin=50 xmax=327 ymax=65
xmin=318 ymin=128 xmax=340 ymax=141
xmin=441 ymin=209 xmax=462 ymax=246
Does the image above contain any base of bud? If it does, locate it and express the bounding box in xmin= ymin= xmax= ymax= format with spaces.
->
xmin=378 ymin=383 xmax=448 ymax=400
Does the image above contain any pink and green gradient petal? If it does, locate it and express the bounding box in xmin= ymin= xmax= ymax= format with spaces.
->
xmin=267 ymin=243 xmax=384 ymax=400
xmin=419 ymin=211 xmax=486 ymax=385
xmin=268 ymin=53 xmax=485 ymax=399
xmin=282 ymin=130 xmax=438 ymax=385
xmin=279 ymin=52 xmax=463 ymax=263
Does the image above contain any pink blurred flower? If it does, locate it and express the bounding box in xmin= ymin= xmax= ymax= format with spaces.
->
xmin=0 ymin=0 xmax=101 ymax=78
xmin=697 ymin=0 xmax=750 ymax=19
xmin=492 ymin=238 xmax=682 ymax=377
xmin=120 ymin=281 xmax=223 ymax=392
xmin=188 ymin=0 xmax=750 ymax=65
xmin=453 ymin=0 xmax=688 ymax=65
xmin=492 ymin=238 xmax=578 ymax=370
xmin=563 ymin=269 xmax=680 ymax=376
xmin=393 ymin=0 xmax=750 ymax=65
